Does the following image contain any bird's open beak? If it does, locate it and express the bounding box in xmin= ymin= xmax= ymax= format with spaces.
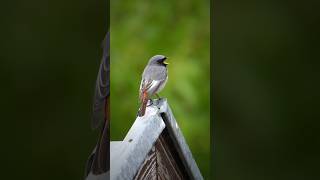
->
xmin=163 ymin=58 xmax=169 ymax=65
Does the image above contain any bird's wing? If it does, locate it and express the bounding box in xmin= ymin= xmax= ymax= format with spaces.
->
xmin=91 ymin=32 xmax=110 ymax=129
xmin=139 ymin=79 xmax=165 ymax=101
xmin=139 ymin=65 xmax=167 ymax=101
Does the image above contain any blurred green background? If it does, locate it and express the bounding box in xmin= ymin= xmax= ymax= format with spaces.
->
xmin=5 ymin=0 xmax=320 ymax=179
xmin=5 ymin=0 xmax=108 ymax=179
xmin=110 ymin=0 xmax=210 ymax=179
xmin=214 ymin=0 xmax=320 ymax=179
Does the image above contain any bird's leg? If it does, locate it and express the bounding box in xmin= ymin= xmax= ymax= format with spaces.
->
xmin=152 ymin=94 xmax=163 ymax=106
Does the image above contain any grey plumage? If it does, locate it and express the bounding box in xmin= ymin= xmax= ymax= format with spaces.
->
xmin=143 ymin=64 xmax=167 ymax=80
xmin=85 ymin=32 xmax=110 ymax=179
xmin=138 ymin=55 xmax=168 ymax=116
xmin=92 ymin=32 xmax=110 ymax=129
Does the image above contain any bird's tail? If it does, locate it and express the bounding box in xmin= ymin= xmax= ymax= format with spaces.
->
xmin=138 ymin=91 xmax=148 ymax=117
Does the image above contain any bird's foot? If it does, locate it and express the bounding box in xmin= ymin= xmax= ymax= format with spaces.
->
xmin=151 ymin=99 xmax=162 ymax=106
xmin=146 ymin=99 xmax=153 ymax=107
xmin=155 ymin=93 xmax=161 ymax=99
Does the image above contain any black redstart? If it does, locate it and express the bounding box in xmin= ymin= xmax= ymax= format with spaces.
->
xmin=85 ymin=32 xmax=110 ymax=177
xmin=138 ymin=55 xmax=169 ymax=117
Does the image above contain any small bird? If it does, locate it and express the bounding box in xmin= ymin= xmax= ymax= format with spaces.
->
xmin=138 ymin=55 xmax=169 ymax=117
xmin=85 ymin=32 xmax=110 ymax=178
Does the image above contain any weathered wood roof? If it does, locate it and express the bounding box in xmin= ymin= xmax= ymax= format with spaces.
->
xmin=110 ymin=99 xmax=203 ymax=180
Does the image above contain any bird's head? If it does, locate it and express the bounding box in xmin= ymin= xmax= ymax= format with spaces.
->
xmin=148 ymin=55 xmax=169 ymax=66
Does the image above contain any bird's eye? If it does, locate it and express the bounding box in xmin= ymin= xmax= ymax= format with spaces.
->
xmin=158 ymin=57 xmax=166 ymax=62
